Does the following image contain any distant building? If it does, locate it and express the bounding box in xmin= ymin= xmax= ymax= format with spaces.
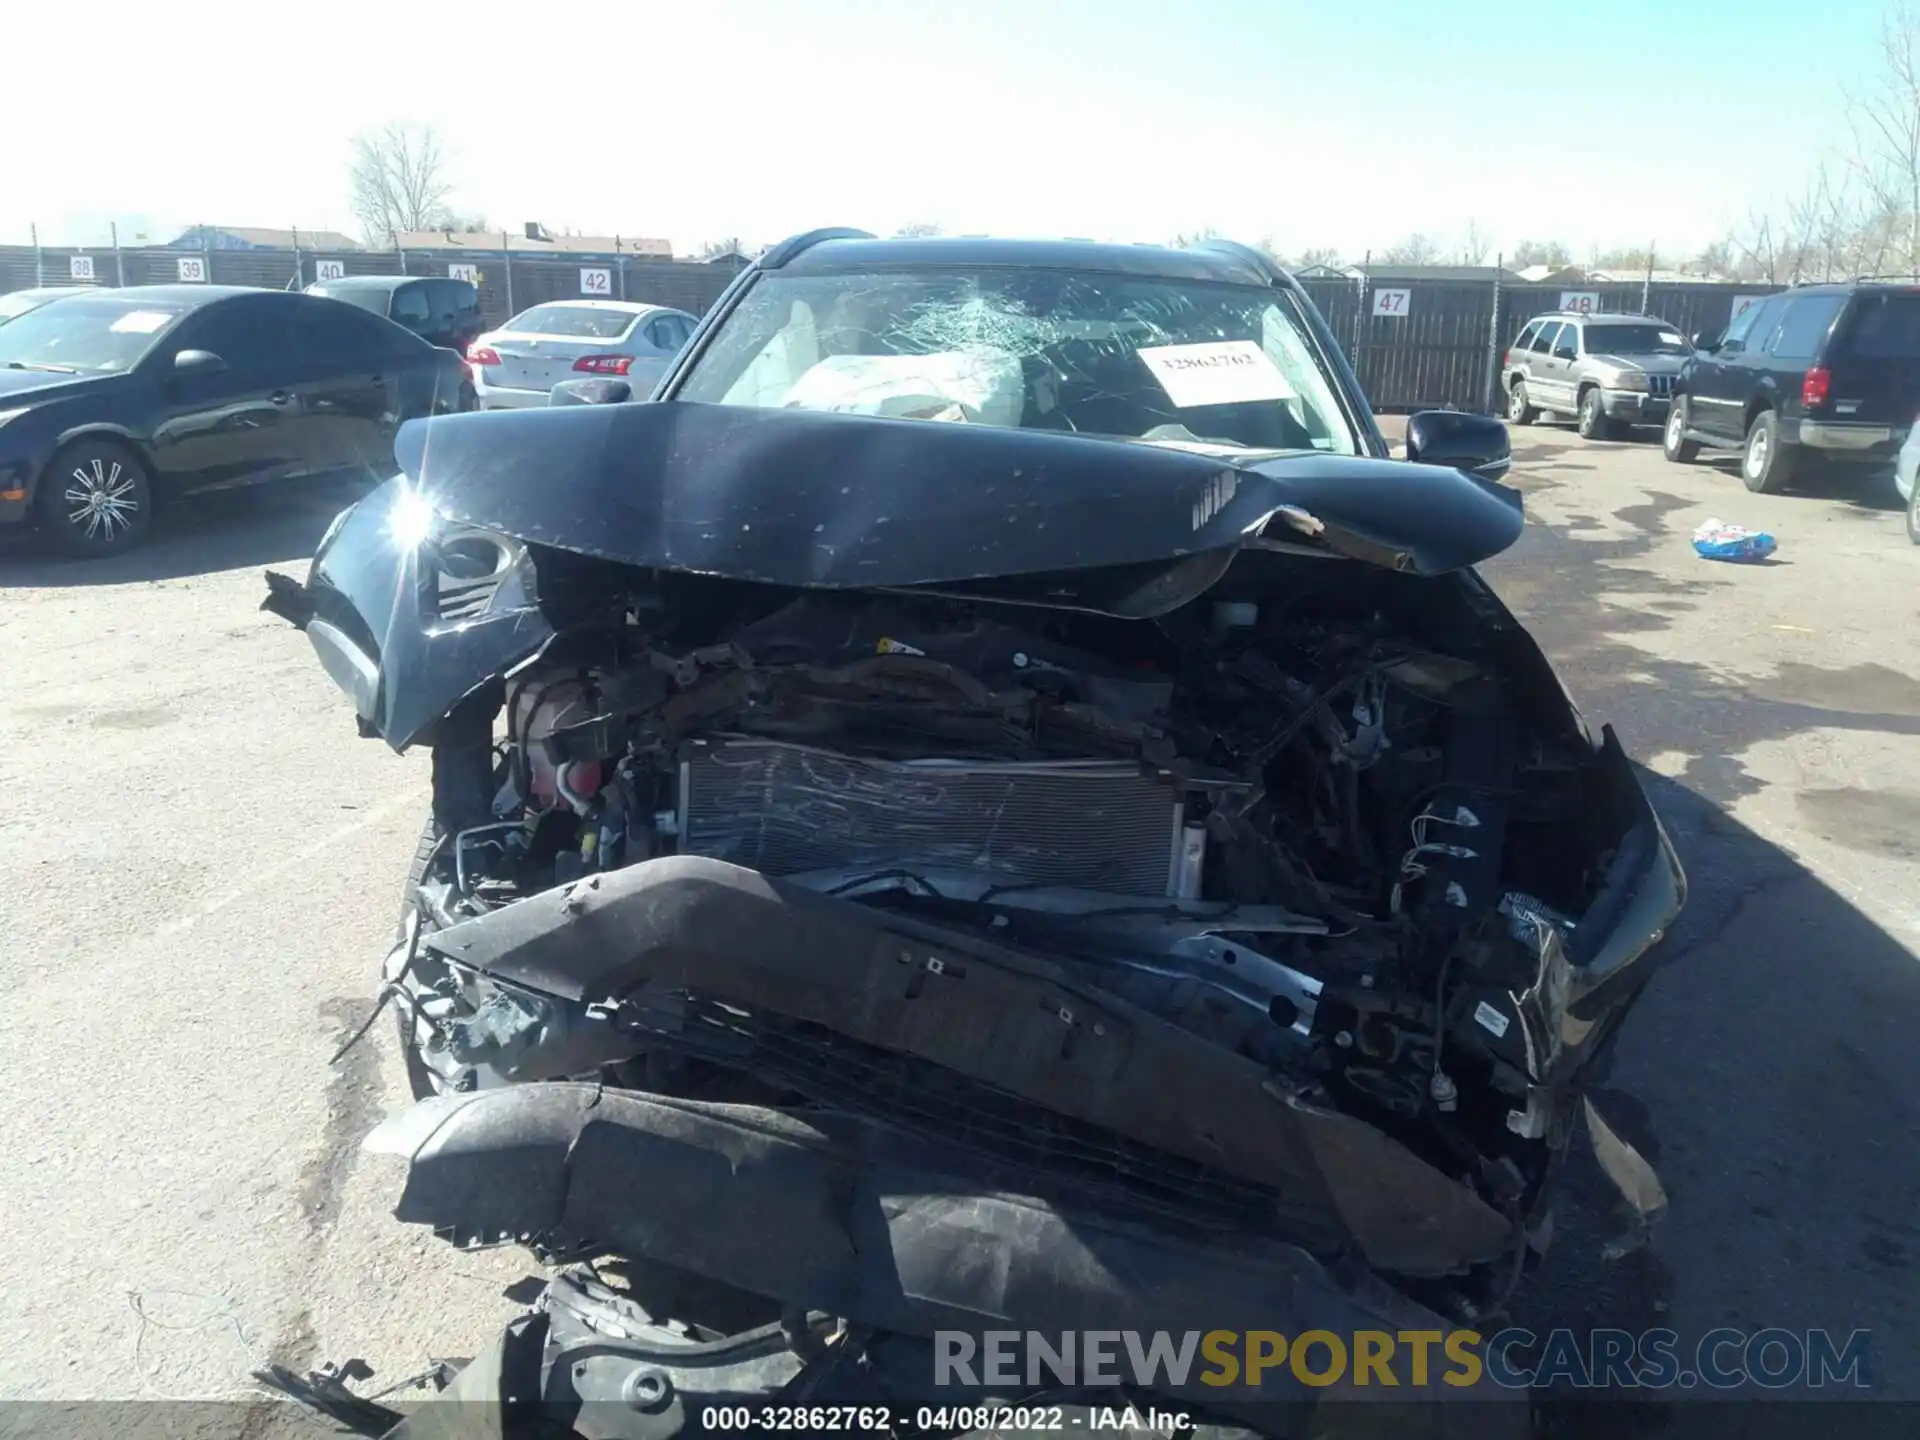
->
xmin=394 ymin=223 xmax=673 ymax=261
xmin=170 ymin=225 xmax=362 ymax=251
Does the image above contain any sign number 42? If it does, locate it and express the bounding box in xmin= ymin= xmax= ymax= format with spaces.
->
xmin=580 ymin=267 xmax=613 ymax=295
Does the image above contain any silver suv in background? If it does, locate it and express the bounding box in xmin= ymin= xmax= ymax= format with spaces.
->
xmin=1502 ymin=312 xmax=1693 ymax=440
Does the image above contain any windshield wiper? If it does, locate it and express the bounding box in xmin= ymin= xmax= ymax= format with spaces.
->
xmin=5 ymin=361 xmax=79 ymax=373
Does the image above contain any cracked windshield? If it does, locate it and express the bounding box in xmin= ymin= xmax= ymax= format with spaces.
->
xmin=4 ymin=2 xmax=1917 ymax=1436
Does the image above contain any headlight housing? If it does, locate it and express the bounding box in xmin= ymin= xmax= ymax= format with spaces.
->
xmin=1606 ymin=372 xmax=1650 ymax=392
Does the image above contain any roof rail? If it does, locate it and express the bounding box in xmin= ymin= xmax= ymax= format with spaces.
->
xmin=758 ymin=228 xmax=876 ymax=270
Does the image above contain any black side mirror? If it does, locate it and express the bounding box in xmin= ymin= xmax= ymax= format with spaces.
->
xmin=1691 ymin=331 xmax=1721 ymax=353
xmin=173 ymin=348 xmax=228 ymax=377
xmin=547 ymin=377 xmax=634 ymax=406
xmin=1405 ymin=410 xmax=1511 ymax=481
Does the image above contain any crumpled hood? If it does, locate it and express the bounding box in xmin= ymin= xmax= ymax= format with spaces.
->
xmin=394 ymin=401 xmax=1522 ymax=596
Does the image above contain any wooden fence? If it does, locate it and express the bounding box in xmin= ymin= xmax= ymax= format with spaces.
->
xmin=0 ymin=243 xmax=748 ymax=331
xmin=1297 ymin=276 xmax=1788 ymax=413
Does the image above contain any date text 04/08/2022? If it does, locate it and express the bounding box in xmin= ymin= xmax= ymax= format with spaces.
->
xmin=697 ymin=1406 xmax=1191 ymax=1433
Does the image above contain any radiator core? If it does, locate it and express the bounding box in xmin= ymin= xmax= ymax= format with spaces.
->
xmin=678 ymin=738 xmax=1190 ymax=897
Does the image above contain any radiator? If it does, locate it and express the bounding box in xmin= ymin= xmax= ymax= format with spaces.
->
xmin=677 ymin=738 xmax=1192 ymax=896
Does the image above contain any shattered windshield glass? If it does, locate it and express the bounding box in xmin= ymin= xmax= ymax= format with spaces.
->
xmin=675 ymin=268 xmax=1361 ymax=455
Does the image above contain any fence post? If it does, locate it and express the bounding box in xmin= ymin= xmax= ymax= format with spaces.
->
xmin=1485 ymin=253 xmax=1504 ymax=415
xmin=202 ymin=225 xmax=212 ymax=286
xmin=32 ymin=222 xmax=43 ymax=285
xmin=616 ymin=238 xmax=628 ymax=300
xmin=112 ymin=222 xmax=125 ymax=286
xmin=1640 ymin=244 xmax=1653 ymax=314
xmin=1350 ymin=250 xmax=1369 ymax=372
xmin=292 ymin=226 xmax=304 ymax=289
xmin=502 ymin=232 xmax=514 ymax=315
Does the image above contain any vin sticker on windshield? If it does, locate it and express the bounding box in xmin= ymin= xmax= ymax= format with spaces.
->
xmin=110 ymin=311 xmax=174 ymax=334
xmin=1473 ymin=1000 xmax=1511 ymax=1039
xmin=1138 ymin=340 xmax=1296 ymax=408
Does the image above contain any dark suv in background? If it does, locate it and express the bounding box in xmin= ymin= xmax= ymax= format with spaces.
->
xmin=1664 ymin=281 xmax=1920 ymax=493
xmin=305 ymin=275 xmax=484 ymax=354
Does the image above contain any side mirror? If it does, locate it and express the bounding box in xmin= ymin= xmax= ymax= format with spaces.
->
xmin=1405 ymin=410 xmax=1511 ymax=481
xmin=547 ymin=377 xmax=634 ymax=406
xmin=1691 ymin=331 xmax=1721 ymax=353
xmin=173 ymin=348 xmax=228 ymax=378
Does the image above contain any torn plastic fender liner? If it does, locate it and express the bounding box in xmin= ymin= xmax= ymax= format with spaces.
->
xmin=365 ymin=1083 xmax=1490 ymax=1405
xmin=420 ymin=856 xmax=1514 ymax=1276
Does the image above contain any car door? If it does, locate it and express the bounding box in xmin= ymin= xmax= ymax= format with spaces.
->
xmin=1542 ymin=321 xmax=1580 ymax=410
xmin=145 ymin=294 xmax=310 ymax=496
xmin=1690 ymin=294 xmax=1785 ymax=441
xmin=282 ymin=294 xmax=423 ymax=476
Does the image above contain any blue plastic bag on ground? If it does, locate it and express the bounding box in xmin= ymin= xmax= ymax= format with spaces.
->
xmin=1692 ymin=518 xmax=1778 ymax=562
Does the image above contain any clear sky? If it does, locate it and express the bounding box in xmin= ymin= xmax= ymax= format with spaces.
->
xmin=0 ymin=0 xmax=1888 ymax=260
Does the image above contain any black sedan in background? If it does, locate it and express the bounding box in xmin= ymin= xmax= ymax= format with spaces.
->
xmin=304 ymin=275 xmax=485 ymax=354
xmin=0 ymin=285 xmax=473 ymax=556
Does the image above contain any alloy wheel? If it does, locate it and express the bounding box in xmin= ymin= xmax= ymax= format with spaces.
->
xmin=63 ymin=455 xmax=142 ymax=542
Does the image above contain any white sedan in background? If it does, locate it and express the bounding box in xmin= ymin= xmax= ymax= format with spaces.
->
xmin=466 ymin=300 xmax=700 ymax=409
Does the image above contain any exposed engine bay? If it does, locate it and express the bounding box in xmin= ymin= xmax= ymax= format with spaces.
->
xmin=389 ymin=544 xmax=1651 ymax=1312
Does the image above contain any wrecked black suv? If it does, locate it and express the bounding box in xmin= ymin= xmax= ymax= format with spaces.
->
xmin=263 ymin=233 xmax=1684 ymax=1430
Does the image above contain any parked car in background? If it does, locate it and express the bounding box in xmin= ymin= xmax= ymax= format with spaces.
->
xmin=1664 ymin=281 xmax=1920 ymax=493
xmin=1502 ymin=311 xmax=1690 ymax=440
xmin=1894 ymin=418 xmax=1920 ymax=543
xmin=0 ymin=286 xmax=103 ymax=327
xmin=0 ymin=285 xmax=472 ymax=556
xmin=465 ymin=300 xmax=698 ymax=408
xmin=304 ymin=275 xmax=484 ymax=353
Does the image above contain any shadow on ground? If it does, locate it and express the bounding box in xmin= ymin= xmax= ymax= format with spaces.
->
xmin=1465 ymin=479 xmax=1920 ymax=1428
xmin=0 ymin=473 xmax=373 ymax=589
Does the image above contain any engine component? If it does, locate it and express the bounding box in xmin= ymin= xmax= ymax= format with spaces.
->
xmin=676 ymin=738 xmax=1202 ymax=897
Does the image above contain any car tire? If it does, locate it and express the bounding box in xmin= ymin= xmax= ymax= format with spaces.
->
xmin=1663 ymin=398 xmax=1701 ymax=462
xmin=1908 ymin=474 xmax=1920 ymax=545
xmin=1741 ymin=410 xmax=1797 ymax=494
xmin=1507 ymin=378 xmax=1539 ymax=425
xmin=1576 ymin=387 xmax=1617 ymax=441
xmin=35 ymin=438 xmax=154 ymax=558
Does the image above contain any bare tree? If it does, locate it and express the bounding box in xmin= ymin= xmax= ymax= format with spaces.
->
xmin=1510 ymin=239 xmax=1572 ymax=268
xmin=1849 ymin=1 xmax=1920 ymax=276
xmin=1454 ymin=219 xmax=1493 ymax=266
xmin=348 ymin=122 xmax=456 ymax=245
xmin=1380 ymin=233 xmax=1440 ymax=265
xmin=1294 ymin=246 xmax=1342 ymax=269
xmin=1592 ymin=244 xmax=1656 ymax=272
xmin=694 ymin=237 xmax=749 ymax=260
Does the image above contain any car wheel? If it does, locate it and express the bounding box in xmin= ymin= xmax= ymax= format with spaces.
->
xmin=35 ymin=438 xmax=153 ymax=557
xmin=1741 ymin=410 xmax=1796 ymax=494
xmin=1507 ymin=379 xmax=1539 ymax=425
xmin=1908 ymin=475 xmax=1920 ymax=545
xmin=1663 ymin=399 xmax=1702 ymax=463
xmin=1576 ymin=387 xmax=1615 ymax=441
